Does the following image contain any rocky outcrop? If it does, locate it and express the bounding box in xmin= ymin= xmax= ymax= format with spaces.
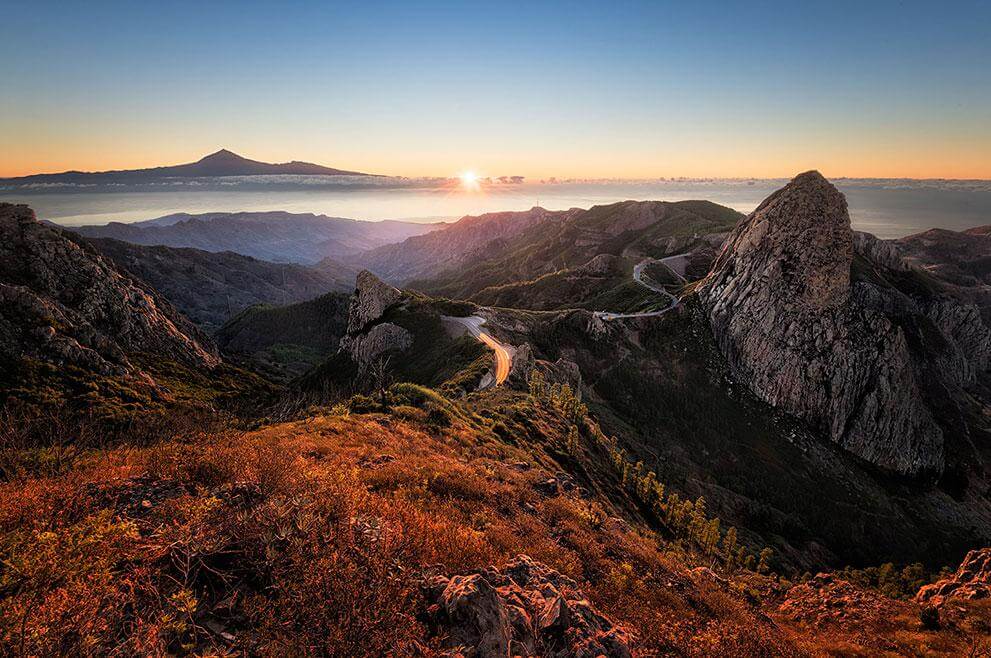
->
xmin=853 ymin=231 xmax=910 ymax=272
xmin=345 ymin=322 xmax=412 ymax=366
xmin=0 ymin=204 xmax=219 ymax=384
xmin=338 ymin=271 xmax=410 ymax=368
xmin=923 ymin=300 xmax=991 ymax=386
xmin=779 ymin=573 xmax=898 ymax=630
xmin=917 ymin=549 xmax=991 ymax=606
xmin=699 ymin=173 xmax=945 ymax=477
xmin=574 ymin=253 xmax=618 ymax=276
xmin=346 ymin=270 xmax=403 ymax=333
xmin=423 ymin=555 xmax=631 ymax=658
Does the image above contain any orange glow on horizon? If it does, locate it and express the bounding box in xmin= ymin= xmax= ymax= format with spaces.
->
xmin=1 ymin=143 xmax=990 ymax=182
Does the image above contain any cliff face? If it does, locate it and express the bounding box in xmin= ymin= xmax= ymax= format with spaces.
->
xmin=339 ymin=270 xmax=411 ymax=367
xmin=0 ymin=204 xmax=218 ymax=385
xmin=699 ymin=172 xmax=989 ymax=478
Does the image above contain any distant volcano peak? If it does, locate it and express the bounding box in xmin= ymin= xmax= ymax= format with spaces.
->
xmin=0 ymin=149 xmax=373 ymax=183
xmin=199 ymin=148 xmax=243 ymax=161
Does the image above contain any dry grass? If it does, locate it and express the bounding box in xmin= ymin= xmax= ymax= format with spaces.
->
xmin=0 ymin=407 xmax=989 ymax=656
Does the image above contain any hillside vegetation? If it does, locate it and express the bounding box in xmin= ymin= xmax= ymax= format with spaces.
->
xmin=5 ymin=381 xmax=990 ymax=656
xmin=411 ymin=199 xmax=739 ymax=304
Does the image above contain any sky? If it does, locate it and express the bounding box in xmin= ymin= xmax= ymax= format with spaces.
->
xmin=2 ymin=1 xmax=989 ymax=180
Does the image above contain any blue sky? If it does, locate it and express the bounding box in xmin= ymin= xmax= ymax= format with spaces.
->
xmin=2 ymin=1 xmax=989 ymax=178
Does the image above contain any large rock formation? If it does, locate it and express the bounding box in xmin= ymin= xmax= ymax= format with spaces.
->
xmin=346 ymin=323 xmax=413 ymax=367
xmin=346 ymin=270 xmax=403 ymax=334
xmin=699 ymin=172 xmax=989 ymax=477
xmin=423 ymin=555 xmax=631 ymax=658
xmin=338 ymin=270 xmax=410 ymax=367
xmin=0 ymin=203 xmax=218 ymax=385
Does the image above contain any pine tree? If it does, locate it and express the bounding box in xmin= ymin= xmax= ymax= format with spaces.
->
xmin=735 ymin=545 xmax=747 ymax=569
xmin=565 ymin=425 xmax=581 ymax=456
xmin=688 ymin=496 xmax=707 ymax=543
xmin=704 ymin=518 xmax=720 ymax=555
xmin=722 ymin=527 xmax=738 ymax=566
xmin=757 ymin=547 xmax=773 ymax=574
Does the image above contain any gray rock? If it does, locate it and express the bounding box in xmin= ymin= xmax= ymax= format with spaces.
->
xmin=699 ymin=172 xmax=944 ymax=477
xmin=425 ymin=555 xmax=631 ymax=658
xmin=343 ymin=322 xmax=412 ymax=366
xmin=853 ymin=231 xmax=910 ymax=271
xmin=924 ymin=299 xmax=991 ymax=386
xmin=346 ymin=270 xmax=402 ymax=334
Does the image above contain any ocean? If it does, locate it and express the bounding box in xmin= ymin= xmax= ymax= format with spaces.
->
xmin=2 ymin=178 xmax=989 ymax=238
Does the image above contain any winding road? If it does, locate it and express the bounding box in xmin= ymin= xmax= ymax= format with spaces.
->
xmin=442 ymin=315 xmax=514 ymax=388
xmin=594 ymin=255 xmax=685 ymax=321
xmin=442 ymin=253 xmax=689 ymax=385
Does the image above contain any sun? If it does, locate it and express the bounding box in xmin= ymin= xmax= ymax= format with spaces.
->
xmin=459 ymin=171 xmax=480 ymax=191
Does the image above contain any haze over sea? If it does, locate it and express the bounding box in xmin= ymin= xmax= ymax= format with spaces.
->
xmin=3 ymin=177 xmax=990 ymax=239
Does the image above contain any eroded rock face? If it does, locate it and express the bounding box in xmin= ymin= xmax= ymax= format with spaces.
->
xmin=0 ymin=204 xmax=219 ymax=379
xmin=699 ymin=173 xmax=944 ymax=476
xmin=424 ymin=555 xmax=631 ymax=658
xmin=924 ymin=300 xmax=991 ymax=385
xmin=344 ymin=322 xmax=412 ymax=366
xmin=346 ymin=270 xmax=403 ymax=334
xmin=338 ymin=271 xmax=409 ymax=368
xmin=853 ymin=231 xmax=910 ymax=272
xmin=917 ymin=548 xmax=991 ymax=606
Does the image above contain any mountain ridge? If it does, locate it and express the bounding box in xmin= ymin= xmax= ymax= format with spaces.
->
xmin=0 ymin=149 xmax=374 ymax=184
xmin=82 ymin=237 xmax=357 ymax=332
xmin=70 ymin=211 xmax=441 ymax=263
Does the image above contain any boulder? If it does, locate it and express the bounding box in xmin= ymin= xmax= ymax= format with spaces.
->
xmin=917 ymin=548 xmax=991 ymax=607
xmin=424 ymin=555 xmax=631 ymax=658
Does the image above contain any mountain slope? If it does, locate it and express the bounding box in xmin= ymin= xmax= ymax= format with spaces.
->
xmin=84 ymin=237 xmax=356 ymax=332
xmin=351 ymin=207 xmax=572 ymax=284
xmin=71 ymin=211 xmax=441 ymax=263
xmin=0 ymin=203 xmax=223 ymax=412
xmin=0 ymin=148 xmax=371 ymax=184
xmin=412 ymin=200 xmax=739 ymax=304
xmin=12 ymin=396 xmax=983 ymax=656
xmin=896 ymin=225 xmax=991 ymax=328
xmin=215 ymin=292 xmax=350 ymax=379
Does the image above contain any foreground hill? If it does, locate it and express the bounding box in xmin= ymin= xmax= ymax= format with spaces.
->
xmin=0 ymin=148 xmax=372 ymax=185
xmin=4 ymin=376 xmax=991 ymax=655
xmin=71 ymin=210 xmax=440 ymax=263
xmin=84 ymin=237 xmax=356 ymax=332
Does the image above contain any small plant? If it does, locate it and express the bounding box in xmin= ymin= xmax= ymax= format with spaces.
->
xmin=920 ymin=604 xmax=940 ymax=630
